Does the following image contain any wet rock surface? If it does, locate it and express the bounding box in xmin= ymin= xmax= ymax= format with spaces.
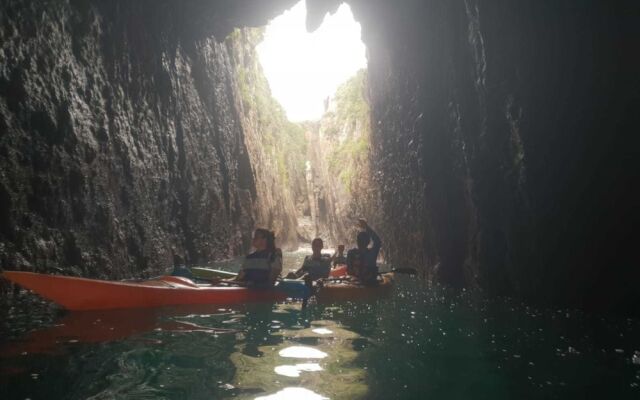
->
xmin=0 ymin=1 xmax=299 ymax=277
xmin=345 ymin=0 xmax=639 ymax=312
xmin=226 ymin=28 xmax=305 ymax=250
xmin=306 ymin=69 xmax=375 ymax=246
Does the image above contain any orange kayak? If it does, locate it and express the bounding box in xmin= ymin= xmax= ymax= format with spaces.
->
xmin=1 ymin=271 xmax=288 ymax=311
xmin=329 ymin=264 xmax=348 ymax=277
xmin=316 ymin=273 xmax=394 ymax=303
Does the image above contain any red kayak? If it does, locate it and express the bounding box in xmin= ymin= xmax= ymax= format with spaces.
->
xmin=1 ymin=271 xmax=287 ymax=311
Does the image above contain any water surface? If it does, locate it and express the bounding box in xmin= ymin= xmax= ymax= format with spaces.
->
xmin=1 ymin=250 xmax=639 ymax=399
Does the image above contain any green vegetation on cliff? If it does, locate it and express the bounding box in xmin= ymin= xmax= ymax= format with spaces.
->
xmin=324 ymin=69 xmax=370 ymax=194
xmin=229 ymin=28 xmax=307 ymax=187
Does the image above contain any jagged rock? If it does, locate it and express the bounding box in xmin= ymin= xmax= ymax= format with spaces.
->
xmin=349 ymin=0 xmax=639 ymax=313
xmin=0 ymin=0 xmax=265 ymax=277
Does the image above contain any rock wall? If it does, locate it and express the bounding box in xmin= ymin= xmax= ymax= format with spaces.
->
xmin=226 ymin=28 xmax=307 ymax=250
xmin=307 ymin=69 xmax=375 ymax=247
xmin=1 ymin=0 xmax=637 ymax=313
xmin=341 ymin=0 xmax=639 ymax=312
xmin=0 ymin=0 xmax=294 ymax=278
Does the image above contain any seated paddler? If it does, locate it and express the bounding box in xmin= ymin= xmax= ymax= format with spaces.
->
xmin=331 ymin=244 xmax=347 ymax=266
xmin=286 ymin=237 xmax=331 ymax=281
xmin=346 ymin=219 xmax=382 ymax=286
xmin=233 ymin=228 xmax=282 ymax=287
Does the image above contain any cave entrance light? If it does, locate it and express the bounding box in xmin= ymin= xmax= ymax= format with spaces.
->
xmin=257 ymin=1 xmax=366 ymax=122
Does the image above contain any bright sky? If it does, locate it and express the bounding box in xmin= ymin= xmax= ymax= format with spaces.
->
xmin=257 ymin=1 xmax=367 ymax=122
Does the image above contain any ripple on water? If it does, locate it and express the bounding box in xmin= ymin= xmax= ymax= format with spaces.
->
xmin=255 ymin=387 xmax=329 ymax=400
xmin=278 ymin=346 xmax=328 ymax=359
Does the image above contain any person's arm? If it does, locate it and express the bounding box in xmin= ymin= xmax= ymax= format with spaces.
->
xmin=291 ymin=267 xmax=306 ymax=279
xmin=269 ymin=250 xmax=283 ymax=284
xmin=234 ymin=261 xmax=247 ymax=281
xmin=367 ymin=226 xmax=382 ymax=254
xmin=298 ymin=255 xmax=314 ymax=277
xmin=358 ymin=218 xmax=382 ymax=253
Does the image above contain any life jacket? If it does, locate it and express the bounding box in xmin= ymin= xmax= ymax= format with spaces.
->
xmin=302 ymin=255 xmax=331 ymax=280
xmin=347 ymin=249 xmax=378 ymax=284
xmin=241 ymin=254 xmax=272 ymax=285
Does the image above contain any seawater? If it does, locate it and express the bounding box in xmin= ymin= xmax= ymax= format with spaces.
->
xmin=1 ymin=249 xmax=639 ymax=399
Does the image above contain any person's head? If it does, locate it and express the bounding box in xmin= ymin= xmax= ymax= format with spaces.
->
xmin=337 ymin=244 xmax=345 ymax=254
xmin=253 ymin=228 xmax=275 ymax=253
xmin=356 ymin=231 xmax=370 ymax=250
xmin=311 ymin=238 xmax=323 ymax=256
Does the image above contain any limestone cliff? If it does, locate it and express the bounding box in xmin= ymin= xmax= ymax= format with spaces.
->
xmin=226 ymin=28 xmax=307 ymax=250
xmin=0 ymin=0 xmax=297 ymax=278
xmin=306 ymin=69 xmax=374 ymax=247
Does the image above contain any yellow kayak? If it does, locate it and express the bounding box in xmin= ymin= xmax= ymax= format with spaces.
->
xmin=315 ymin=273 xmax=394 ymax=303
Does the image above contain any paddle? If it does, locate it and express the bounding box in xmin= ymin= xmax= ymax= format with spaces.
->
xmin=192 ymin=266 xmax=306 ymax=293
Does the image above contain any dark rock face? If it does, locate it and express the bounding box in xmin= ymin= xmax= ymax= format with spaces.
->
xmin=0 ymin=0 xmax=287 ymax=277
xmin=342 ymin=0 xmax=639 ymax=312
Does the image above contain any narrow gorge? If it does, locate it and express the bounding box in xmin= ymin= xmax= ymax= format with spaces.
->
xmin=1 ymin=0 xmax=637 ymax=315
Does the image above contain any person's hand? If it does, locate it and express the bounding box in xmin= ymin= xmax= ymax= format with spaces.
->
xmin=357 ymin=218 xmax=368 ymax=230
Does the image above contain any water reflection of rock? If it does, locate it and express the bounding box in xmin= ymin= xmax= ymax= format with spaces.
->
xmin=231 ymin=306 xmax=368 ymax=400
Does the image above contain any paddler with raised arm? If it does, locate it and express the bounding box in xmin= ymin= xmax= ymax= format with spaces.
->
xmin=346 ymin=219 xmax=382 ymax=285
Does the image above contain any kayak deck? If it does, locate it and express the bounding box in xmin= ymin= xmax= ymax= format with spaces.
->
xmin=2 ymin=271 xmax=287 ymax=311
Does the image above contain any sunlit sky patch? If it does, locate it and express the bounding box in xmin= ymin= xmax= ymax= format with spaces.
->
xmin=257 ymin=1 xmax=367 ymax=122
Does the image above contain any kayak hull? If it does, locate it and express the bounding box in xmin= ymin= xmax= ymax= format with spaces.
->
xmin=2 ymin=271 xmax=287 ymax=311
xmin=316 ymin=273 xmax=394 ymax=303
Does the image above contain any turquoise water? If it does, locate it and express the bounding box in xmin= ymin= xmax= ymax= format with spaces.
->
xmin=1 ymin=249 xmax=640 ymax=399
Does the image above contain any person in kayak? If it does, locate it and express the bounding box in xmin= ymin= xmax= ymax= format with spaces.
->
xmin=286 ymin=237 xmax=331 ymax=281
xmin=346 ymin=219 xmax=382 ymax=285
xmin=331 ymin=244 xmax=347 ymax=266
xmin=234 ymin=228 xmax=282 ymax=287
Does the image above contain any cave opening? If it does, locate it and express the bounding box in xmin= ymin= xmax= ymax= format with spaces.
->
xmin=0 ymin=0 xmax=635 ymax=317
xmin=1 ymin=1 xmax=639 ymax=396
xmin=232 ymin=0 xmax=372 ymax=248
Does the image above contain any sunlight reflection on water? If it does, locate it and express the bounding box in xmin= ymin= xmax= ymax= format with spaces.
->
xmin=278 ymin=346 xmax=328 ymax=359
xmin=3 ymin=248 xmax=640 ymax=399
xmin=274 ymin=363 xmax=323 ymax=377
